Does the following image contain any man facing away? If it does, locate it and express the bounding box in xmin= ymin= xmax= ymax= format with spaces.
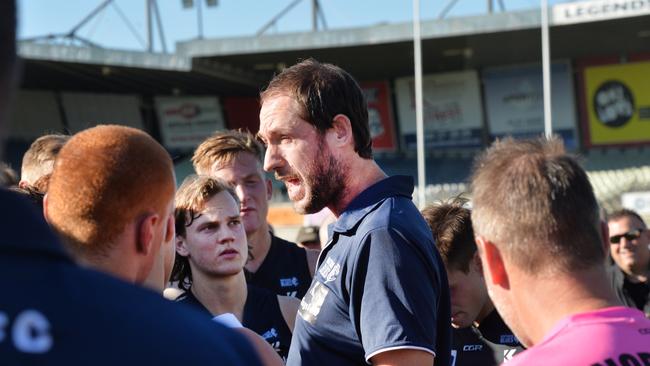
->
xmin=19 ymin=133 xmax=69 ymax=189
xmin=0 ymin=3 xmax=253 ymax=364
xmin=192 ymin=130 xmax=318 ymax=298
xmin=258 ymin=58 xmax=451 ymax=366
xmin=607 ymin=209 xmax=650 ymax=317
xmin=421 ymin=197 xmax=523 ymax=365
xmin=470 ymin=137 xmax=650 ymax=365
xmin=23 ymin=124 xmax=261 ymax=365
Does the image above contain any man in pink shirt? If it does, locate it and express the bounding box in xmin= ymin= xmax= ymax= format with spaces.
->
xmin=469 ymin=137 xmax=650 ymax=366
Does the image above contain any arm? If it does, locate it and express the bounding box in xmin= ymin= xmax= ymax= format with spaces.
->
xmin=236 ymin=327 xmax=284 ymax=366
xmin=277 ymin=295 xmax=300 ymax=332
xmin=370 ymin=349 xmax=435 ymax=366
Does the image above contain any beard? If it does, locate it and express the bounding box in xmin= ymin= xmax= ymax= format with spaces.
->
xmin=279 ymin=138 xmax=346 ymax=215
xmin=298 ymin=152 xmax=345 ymax=214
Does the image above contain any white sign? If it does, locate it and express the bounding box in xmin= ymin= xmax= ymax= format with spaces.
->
xmin=622 ymin=191 xmax=650 ymax=214
xmin=155 ymin=96 xmax=225 ymax=149
xmin=395 ymin=70 xmax=483 ymax=149
xmin=482 ymin=62 xmax=578 ymax=149
xmin=553 ymin=0 xmax=650 ymax=25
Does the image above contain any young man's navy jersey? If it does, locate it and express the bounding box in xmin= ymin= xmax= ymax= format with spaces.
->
xmin=0 ymin=189 xmax=261 ymax=365
xmin=287 ymin=176 xmax=452 ymax=366
xmin=178 ymin=284 xmax=293 ymax=361
xmin=451 ymin=310 xmax=524 ymax=366
xmin=247 ymin=235 xmax=312 ymax=299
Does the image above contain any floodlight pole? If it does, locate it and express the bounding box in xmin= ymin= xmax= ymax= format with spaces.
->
xmin=541 ymin=0 xmax=552 ymax=138
xmin=413 ymin=0 xmax=426 ymax=208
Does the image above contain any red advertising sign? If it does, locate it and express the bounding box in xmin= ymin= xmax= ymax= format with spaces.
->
xmin=222 ymin=97 xmax=261 ymax=133
xmin=361 ymin=81 xmax=397 ymax=152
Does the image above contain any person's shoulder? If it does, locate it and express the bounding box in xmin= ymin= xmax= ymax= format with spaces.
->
xmin=272 ymin=234 xmax=304 ymax=252
xmin=68 ymin=267 xmax=260 ymax=364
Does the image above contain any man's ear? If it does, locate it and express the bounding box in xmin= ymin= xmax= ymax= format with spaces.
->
xmin=164 ymin=214 xmax=175 ymax=243
xmin=42 ymin=193 xmax=50 ymax=223
xmin=475 ymin=236 xmax=509 ymax=290
xmin=327 ymin=114 xmax=353 ymax=149
xmin=175 ymin=235 xmax=190 ymax=257
xmin=137 ymin=213 xmax=160 ymax=255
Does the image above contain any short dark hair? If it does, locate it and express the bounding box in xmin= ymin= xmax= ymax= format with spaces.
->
xmin=607 ymin=208 xmax=647 ymax=228
xmin=260 ymin=58 xmax=372 ymax=159
xmin=470 ymin=137 xmax=604 ymax=275
xmin=171 ymin=175 xmax=240 ymax=291
xmin=421 ymin=197 xmax=475 ymax=273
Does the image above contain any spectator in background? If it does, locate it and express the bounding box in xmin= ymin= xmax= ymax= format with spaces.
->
xmin=258 ymin=58 xmax=451 ymax=366
xmin=192 ymin=130 xmax=317 ymax=299
xmin=19 ymin=133 xmax=68 ymax=188
xmin=421 ymin=197 xmax=524 ymax=365
xmin=0 ymin=161 xmax=18 ymax=187
xmin=171 ymin=175 xmax=299 ymax=362
xmin=607 ymin=209 xmax=650 ymax=317
xmin=470 ymin=137 xmax=650 ymax=365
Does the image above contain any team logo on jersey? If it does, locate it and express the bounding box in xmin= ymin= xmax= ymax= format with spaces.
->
xmin=298 ymin=281 xmax=329 ymax=324
xmin=500 ymin=334 xmax=517 ymax=344
xmin=318 ymin=257 xmax=340 ymax=283
xmin=280 ymin=277 xmax=299 ymax=288
xmin=261 ymin=328 xmax=278 ymax=340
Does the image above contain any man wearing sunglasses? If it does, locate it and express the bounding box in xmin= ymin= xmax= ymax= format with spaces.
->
xmin=607 ymin=209 xmax=650 ymax=317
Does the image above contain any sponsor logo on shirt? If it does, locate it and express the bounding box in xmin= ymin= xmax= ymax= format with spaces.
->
xmin=318 ymin=257 xmax=340 ymax=283
xmin=280 ymin=277 xmax=299 ymax=288
xmin=298 ymin=281 xmax=329 ymax=324
xmin=450 ymin=350 xmax=457 ymax=366
xmin=500 ymin=334 xmax=517 ymax=344
xmin=261 ymin=328 xmax=278 ymax=340
xmin=462 ymin=344 xmax=483 ymax=351
xmin=503 ymin=348 xmax=517 ymax=362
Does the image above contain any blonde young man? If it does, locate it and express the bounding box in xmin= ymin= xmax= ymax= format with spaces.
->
xmin=19 ymin=133 xmax=69 ymax=189
xmin=171 ymin=175 xmax=299 ymax=361
xmin=193 ymin=130 xmax=318 ymax=298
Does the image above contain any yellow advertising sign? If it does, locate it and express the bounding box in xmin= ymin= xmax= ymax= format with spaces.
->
xmin=584 ymin=61 xmax=650 ymax=146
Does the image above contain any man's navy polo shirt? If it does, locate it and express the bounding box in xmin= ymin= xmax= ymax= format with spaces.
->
xmin=0 ymin=189 xmax=261 ymax=365
xmin=286 ymin=176 xmax=451 ymax=366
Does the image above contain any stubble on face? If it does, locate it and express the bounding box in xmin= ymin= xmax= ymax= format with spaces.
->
xmin=292 ymin=138 xmax=346 ymax=215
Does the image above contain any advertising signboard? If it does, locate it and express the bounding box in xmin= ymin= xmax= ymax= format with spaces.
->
xmin=361 ymin=81 xmax=398 ymax=152
xmin=580 ymin=60 xmax=650 ymax=147
xmin=482 ymin=62 xmax=578 ymax=149
xmin=395 ymin=70 xmax=483 ymax=149
xmin=155 ymin=96 xmax=225 ymax=149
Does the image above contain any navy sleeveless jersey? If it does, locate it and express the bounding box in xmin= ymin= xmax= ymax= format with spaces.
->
xmin=451 ymin=310 xmax=524 ymax=365
xmin=0 ymin=189 xmax=260 ymax=365
xmin=177 ymin=284 xmax=292 ymax=361
xmin=247 ymin=235 xmax=312 ymax=299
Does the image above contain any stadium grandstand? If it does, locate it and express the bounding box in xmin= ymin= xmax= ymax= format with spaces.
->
xmin=11 ymin=0 xmax=650 ymax=238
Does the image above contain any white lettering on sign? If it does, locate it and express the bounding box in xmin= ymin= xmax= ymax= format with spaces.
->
xmin=553 ymin=0 xmax=650 ymax=25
